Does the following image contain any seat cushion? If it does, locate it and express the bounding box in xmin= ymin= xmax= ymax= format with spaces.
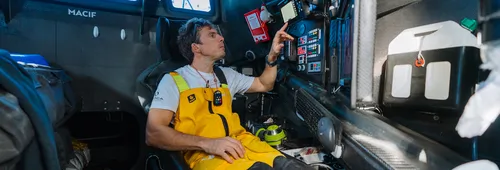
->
xmin=136 ymin=60 xmax=188 ymax=113
xmin=156 ymin=17 xmax=185 ymax=62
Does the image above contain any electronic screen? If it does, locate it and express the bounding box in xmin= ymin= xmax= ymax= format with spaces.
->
xmin=307 ymin=29 xmax=321 ymax=43
xmin=307 ymin=44 xmax=320 ymax=58
xmin=298 ymin=35 xmax=308 ymax=46
xmin=297 ymin=46 xmax=307 ymax=55
xmin=280 ymin=1 xmax=297 ymax=23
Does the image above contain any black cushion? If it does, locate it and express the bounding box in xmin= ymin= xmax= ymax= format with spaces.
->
xmin=136 ymin=60 xmax=187 ymax=113
xmin=156 ymin=17 xmax=185 ymax=62
xmin=137 ymin=17 xmax=188 ymax=113
xmin=136 ymin=16 xmax=190 ymax=170
xmin=156 ymin=17 xmax=171 ymax=61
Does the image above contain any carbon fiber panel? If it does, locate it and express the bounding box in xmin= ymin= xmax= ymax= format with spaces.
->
xmin=343 ymin=122 xmax=418 ymax=170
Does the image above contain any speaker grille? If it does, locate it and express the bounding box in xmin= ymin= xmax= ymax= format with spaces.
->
xmin=294 ymin=88 xmax=329 ymax=136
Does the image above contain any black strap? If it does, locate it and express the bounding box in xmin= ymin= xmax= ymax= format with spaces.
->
xmin=213 ymin=66 xmax=227 ymax=86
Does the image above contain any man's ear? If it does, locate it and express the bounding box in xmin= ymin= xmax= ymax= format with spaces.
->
xmin=191 ymin=43 xmax=200 ymax=53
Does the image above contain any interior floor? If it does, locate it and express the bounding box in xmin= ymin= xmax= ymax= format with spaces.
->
xmin=66 ymin=111 xmax=140 ymax=170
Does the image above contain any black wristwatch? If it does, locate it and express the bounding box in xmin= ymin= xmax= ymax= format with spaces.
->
xmin=266 ymin=55 xmax=278 ymax=67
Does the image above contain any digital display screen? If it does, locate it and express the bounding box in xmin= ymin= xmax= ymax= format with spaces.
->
xmin=307 ymin=44 xmax=320 ymax=58
xmin=298 ymin=35 xmax=308 ymax=46
xmin=280 ymin=1 xmax=297 ymax=23
xmin=297 ymin=46 xmax=306 ymax=55
xmin=307 ymin=29 xmax=321 ymax=43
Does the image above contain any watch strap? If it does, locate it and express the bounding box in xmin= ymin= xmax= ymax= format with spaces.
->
xmin=266 ymin=55 xmax=278 ymax=67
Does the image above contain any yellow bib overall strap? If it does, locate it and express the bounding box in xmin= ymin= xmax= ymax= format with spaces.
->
xmin=169 ymin=70 xmax=283 ymax=170
xmin=170 ymin=72 xmax=189 ymax=92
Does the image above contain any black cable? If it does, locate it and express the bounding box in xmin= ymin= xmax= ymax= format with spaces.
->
xmin=472 ymin=137 xmax=478 ymax=160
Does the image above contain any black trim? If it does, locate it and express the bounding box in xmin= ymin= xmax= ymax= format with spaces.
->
xmin=213 ymin=66 xmax=227 ymax=86
xmin=217 ymin=114 xmax=230 ymax=136
xmin=208 ymin=101 xmax=229 ymax=136
xmin=208 ymin=101 xmax=214 ymax=114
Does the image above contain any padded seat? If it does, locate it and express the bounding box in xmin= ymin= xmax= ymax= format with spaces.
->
xmin=137 ymin=16 xmax=188 ymax=113
xmin=135 ymin=17 xmax=190 ymax=170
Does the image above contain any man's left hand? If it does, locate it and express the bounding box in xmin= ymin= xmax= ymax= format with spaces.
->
xmin=268 ymin=22 xmax=295 ymax=61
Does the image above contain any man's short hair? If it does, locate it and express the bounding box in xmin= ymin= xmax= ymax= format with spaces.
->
xmin=177 ymin=18 xmax=216 ymax=63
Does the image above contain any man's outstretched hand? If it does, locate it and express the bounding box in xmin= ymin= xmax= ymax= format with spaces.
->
xmin=201 ymin=137 xmax=245 ymax=164
xmin=268 ymin=22 xmax=295 ymax=61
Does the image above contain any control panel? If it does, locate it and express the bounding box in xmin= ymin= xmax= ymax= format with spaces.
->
xmin=285 ymin=19 xmax=325 ymax=85
xmin=295 ymin=28 xmax=322 ymax=74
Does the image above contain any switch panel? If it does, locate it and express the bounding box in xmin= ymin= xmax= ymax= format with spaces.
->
xmin=298 ymin=55 xmax=306 ymax=64
xmin=307 ymin=28 xmax=321 ymax=43
xmin=307 ymin=43 xmax=320 ymax=58
xmin=308 ymin=61 xmax=321 ymax=73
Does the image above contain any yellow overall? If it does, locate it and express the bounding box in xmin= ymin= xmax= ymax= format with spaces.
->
xmin=169 ymin=72 xmax=283 ymax=170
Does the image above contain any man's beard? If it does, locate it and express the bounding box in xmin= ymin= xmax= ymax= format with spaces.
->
xmin=215 ymin=52 xmax=226 ymax=60
xmin=199 ymin=49 xmax=225 ymax=61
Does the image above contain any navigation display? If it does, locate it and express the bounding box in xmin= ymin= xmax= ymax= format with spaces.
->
xmin=280 ymin=1 xmax=297 ymax=23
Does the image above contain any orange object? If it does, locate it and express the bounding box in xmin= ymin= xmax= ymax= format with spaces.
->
xmin=415 ymin=57 xmax=425 ymax=67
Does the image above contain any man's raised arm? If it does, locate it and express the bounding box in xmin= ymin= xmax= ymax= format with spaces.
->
xmin=247 ymin=22 xmax=294 ymax=93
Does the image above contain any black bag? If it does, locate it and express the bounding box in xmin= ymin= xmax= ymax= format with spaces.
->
xmin=23 ymin=65 xmax=77 ymax=127
xmin=22 ymin=65 xmax=78 ymax=168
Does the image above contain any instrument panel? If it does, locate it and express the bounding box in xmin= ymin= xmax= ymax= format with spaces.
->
xmin=294 ymin=27 xmax=323 ymax=74
xmin=285 ymin=17 xmax=326 ymax=86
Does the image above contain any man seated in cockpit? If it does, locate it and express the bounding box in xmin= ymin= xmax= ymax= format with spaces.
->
xmin=145 ymin=18 xmax=313 ymax=170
